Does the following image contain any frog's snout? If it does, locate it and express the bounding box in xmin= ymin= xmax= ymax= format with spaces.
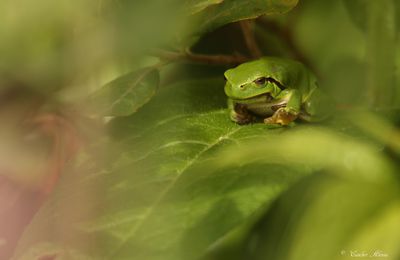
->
xmin=238 ymin=83 xmax=250 ymax=91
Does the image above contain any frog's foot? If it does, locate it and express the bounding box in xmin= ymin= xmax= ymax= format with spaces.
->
xmin=264 ymin=108 xmax=298 ymax=125
xmin=231 ymin=104 xmax=254 ymax=125
xmin=231 ymin=111 xmax=254 ymax=125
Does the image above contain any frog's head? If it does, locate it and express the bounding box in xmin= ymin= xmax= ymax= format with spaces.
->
xmin=224 ymin=58 xmax=286 ymax=100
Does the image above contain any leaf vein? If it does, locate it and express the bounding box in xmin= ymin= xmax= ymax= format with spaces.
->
xmin=108 ymin=126 xmax=241 ymax=256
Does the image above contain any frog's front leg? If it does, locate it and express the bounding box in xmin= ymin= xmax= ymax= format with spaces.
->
xmin=228 ymin=99 xmax=254 ymax=125
xmin=264 ymin=89 xmax=301 ymax=125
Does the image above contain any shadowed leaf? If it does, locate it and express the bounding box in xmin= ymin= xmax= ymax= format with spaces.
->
xmin=184 ymin=0 xmax=299 ymax=44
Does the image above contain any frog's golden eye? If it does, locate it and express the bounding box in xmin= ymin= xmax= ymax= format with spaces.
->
xmin=254 ymin=77 xmax=266 ymax=85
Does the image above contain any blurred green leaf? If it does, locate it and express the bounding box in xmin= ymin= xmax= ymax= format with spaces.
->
xmin=341 ymin=0 xmax=400 ymax=106
xmin=89 ymin=68 xmax=160 ymax=117
xmin=0 ymin=0 xmax=184 ymax=92
xmin=347 ymin=111 xmax=400 ymax=156
xmin=292 ymin=0 xmax=365 ymax=75
xmin=214 ymin=126 xmax=396 ymax=182
xmin=343 ymin=0 xmax=400 ymax=32
xmin=342 ymin=0 xmax=369 ymax=31
xmin=16 ymin=242 xmax=93 ymax=260
xmin=204 ymin=174 xmax=400 ymax=260
xmin=364 ymin=0 xmax=397 ymax=106
xmin=184 ymin=0 xmax=299 ymax=44
xmin=14 ymin=78 xmax=311 ymax=260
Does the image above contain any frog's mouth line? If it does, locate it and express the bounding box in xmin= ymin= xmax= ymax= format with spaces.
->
xmin=230 ymin=93 xmax=274 ymax=103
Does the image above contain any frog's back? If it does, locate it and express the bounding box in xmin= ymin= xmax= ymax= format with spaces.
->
xmin=225 ymin=57 xmax=314 ymax=92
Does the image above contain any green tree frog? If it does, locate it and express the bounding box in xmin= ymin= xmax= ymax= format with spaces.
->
xmin=224 ymin=57 xmax=329 ymax=125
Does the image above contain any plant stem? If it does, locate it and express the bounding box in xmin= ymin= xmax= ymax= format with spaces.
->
xmin=149 ymin=49 xmax=250 ymax=65
xmin=239 ymin=20 xmax=263 ymax=58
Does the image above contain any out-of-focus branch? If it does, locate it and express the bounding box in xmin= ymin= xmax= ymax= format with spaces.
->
xmin=239 ymin=20 xmax=263 ymax=58
xmin=149 ymin=49 xmax=250 ymax=65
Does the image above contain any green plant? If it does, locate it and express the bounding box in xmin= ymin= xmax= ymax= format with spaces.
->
xmin=2 ymin=0 xmax=400 ymax=260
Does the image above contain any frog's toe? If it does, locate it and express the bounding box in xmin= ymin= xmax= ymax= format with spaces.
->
xmin=232 ymin=113 xmax=253 ymax=125
xmin=235 ymin=116 xmax=253 ymax=125
xmin=264 ymin=108 xmax=298 ymax=125
xmin=263 ymin=117 xmax=277 ymax=125
xmin=264 ymin=117 xmax=290 ymax=125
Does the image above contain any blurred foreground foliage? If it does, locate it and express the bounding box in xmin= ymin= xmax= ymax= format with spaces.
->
xmin=1 ymin=0 xmax=400 ymax=260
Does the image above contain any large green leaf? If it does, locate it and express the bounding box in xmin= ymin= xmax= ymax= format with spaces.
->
xmin=14 ymin=78 xmax=311 ymax=260
xmin=88 ymin=68 xmax=160 ymax=117
xmin=183 ymin=0 xmax=299 ymax=44
xmin=13 ymin=76 xmax=398 ymax=260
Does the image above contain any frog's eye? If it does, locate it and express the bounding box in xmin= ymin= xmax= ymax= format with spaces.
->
xmin=254 ymin=77 xmax=267 ymax=85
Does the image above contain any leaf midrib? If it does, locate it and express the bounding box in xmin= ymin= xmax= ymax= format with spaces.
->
xmin=108 ymin=126 xmax=242 ymax=257
xmin=105 ymin=68 xmax=157 ymax=114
